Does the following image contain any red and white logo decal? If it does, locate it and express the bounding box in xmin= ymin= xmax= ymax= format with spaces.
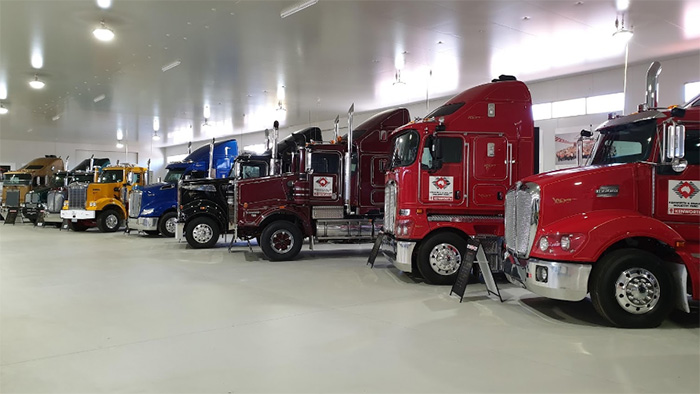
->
xmin=432 ymin=177 xmax=451 ymax=190
xmin=673 ymin=181 xmax=699 ymax=199
xmin=668 ymin=180 xmax=700 ymax=215
xmin=316 ymin=177 xmax=329 ymax=187
xmin=428 ymin=176 xmax=454 ymax=201
xmin=313 ymin=176 xmax=333 ymax=197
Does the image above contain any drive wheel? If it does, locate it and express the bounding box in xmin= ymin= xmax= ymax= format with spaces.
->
xmin=590 ymin=249 xmax=674 ymax=328
xmin=185 ymin=216 xmax=219 ymax=249
xmin=260 ymin=221 xmax=303 ymax=261
xmin=97 ymin=209 xmax=122 ymax=232
xmin=159 ymin=212 xmax=178 ymax=238
xmin=68 ymin=220 xmax=89 ymax=232
xmin=416 ymin=232 xmax=467 ymax=285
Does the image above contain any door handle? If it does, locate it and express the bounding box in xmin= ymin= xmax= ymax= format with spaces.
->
xmin=455 ymin=191 xmax=461 ymax=200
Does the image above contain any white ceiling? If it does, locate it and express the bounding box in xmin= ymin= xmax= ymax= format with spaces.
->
xmin=0 ymin=0 xmax=698 ymax=148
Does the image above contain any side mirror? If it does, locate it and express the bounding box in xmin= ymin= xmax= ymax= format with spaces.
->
xmin=671 ymin=107 xmax=686 ymax=118
xmin=580 ymin=129 xmax=593 ymax=138
xmin=431 ymin=137 xmax=444 ymax=171
xmin=665 ymin=124 xmax=686 ymax=161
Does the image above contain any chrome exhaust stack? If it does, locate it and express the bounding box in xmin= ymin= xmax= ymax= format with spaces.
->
xmin=271 ymin=121 xmax=280 ymax=176
xmin=645 ymin=61 xmax=662 ymax=110
xmin=345 ymin=104 xmax=354 ymax=214
xmin=146 ymin=159 xmax=151 ymax=184
xmin=208 ymin=138 xmax=216 ymax=179
xmin=334 ymin=115 xmax=340 ymax=142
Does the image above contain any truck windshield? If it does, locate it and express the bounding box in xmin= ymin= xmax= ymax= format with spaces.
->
xmin=70 ymin=174 xmax=94 ymax=183
xmin=591 ymin=120 xmax=656 ymax=165
xmin=163 ymin=168 xmax=186 ymax=183
xmin=99 ymin=169 xmax=124 ymax=183
xmin=4 ymin=174 xmax=31 ymax=185
xmin=390 ymin=130 xmax=420 ymax=168
xmin=240 ymin=162 xmax=268 ymax=179
xmin=49 ymin=174 xmax=67 ymax=187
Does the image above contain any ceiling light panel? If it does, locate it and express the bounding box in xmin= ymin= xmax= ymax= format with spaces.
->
xmin=93 ymin=22 xmax=115 ymax=42
xmin=280 ymin=0 xmax=318 ymax=18
xmin=97 ymin=0 xmax=112 ymax=9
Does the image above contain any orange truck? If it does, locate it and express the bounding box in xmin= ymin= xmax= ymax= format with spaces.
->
xmin=1 ymin=155 xmax=64 ymax=217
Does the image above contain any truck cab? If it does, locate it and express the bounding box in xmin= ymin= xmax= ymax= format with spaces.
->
xmin=503 ymin=62 xmax=700 ymax=328
xmin=380 ymin=77 xmax=536 ymax=284
xmin=23 ymin=157 xmax=110 ymax=224
xmin=61 ymin=163 xmax=147 ymax=232
xmin=1 ymin=155 xmax=65 ymax=217
xmin=128 ymin=139 xmax=238 ymax=237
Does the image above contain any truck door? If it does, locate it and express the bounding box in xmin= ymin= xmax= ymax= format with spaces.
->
xmin=654 ymin=128 xmax=700 ymax=240
xmin=470 ymin=135 xmax=509 ymax=208
xmin=418 ymin=136 xmax=465 ymax=206
xmin=309 ymin=151 xmax=342 ymax=205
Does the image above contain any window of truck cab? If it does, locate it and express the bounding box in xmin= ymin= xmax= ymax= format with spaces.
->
xmin=99 ymin=169 xmax=124 ymax=183
xmin=5 ymin=174 xmax=31 ymax=185
xmin=311 ymin=152 xmax=341 ymax=174
xmin=421 ymin=136 xmax=463 ymax=168
xmin=390 ymin=130 xmax=420 ymax=168
xmin=591 ymin=119 xmax=656 ymax=165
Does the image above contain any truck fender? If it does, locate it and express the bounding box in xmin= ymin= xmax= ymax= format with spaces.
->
xmin=181 ymin=200 xmax=227 ymax=231
xmin=534 ymin=210 xmax=684 ymax=262
xmin=257 ymin=209 xmax=312 ymax=236
xmin=95 ymin=198 xmax=127 ymax=218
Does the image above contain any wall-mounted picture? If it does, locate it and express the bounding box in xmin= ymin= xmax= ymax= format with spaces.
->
xmin=554 ymin=128 xmax=596 ymax=169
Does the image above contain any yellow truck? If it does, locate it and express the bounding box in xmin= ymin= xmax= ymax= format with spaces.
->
xmin=1 ymin=156 xmax=65 ymax=216
xmin=60 ymin=163 xmax=147 ymax=232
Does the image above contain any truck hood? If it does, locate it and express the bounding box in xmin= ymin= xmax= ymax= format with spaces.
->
xmin=521 ymin=163 xmax=642 ymax=228
xmin=140 ymin=182 xmax=177 ymax=197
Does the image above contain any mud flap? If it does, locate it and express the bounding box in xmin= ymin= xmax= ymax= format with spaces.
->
xmin=367 ymin=232 xmax=385 ymax=268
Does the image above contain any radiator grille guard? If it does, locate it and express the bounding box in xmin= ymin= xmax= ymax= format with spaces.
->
xmin=383 ymin=181 xmax=397 ymax=234
xmin=46 ymin=191 xmax=65 ymax=213
xmin=68 ymin=183 xmax=88 ymax=209
xmin=504 ymin=182 xmax=540 ymax=258
xmin=129 ymin=190 xmax=142 ymax=218
xmin=5 ymin=190 xmax=20 ymax=207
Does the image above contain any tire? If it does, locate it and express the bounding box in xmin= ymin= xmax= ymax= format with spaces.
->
xmin=158 ymin=211 xmax=178 ymax=238
xmin=416 ymin=232 xmax=467 ymax=285
xmin=97 ymin=209 xmax=122 ymax=232
xmin=185 ymin=216 xmax=220 ymax=249
xmin=260 ymin=221 xmax=303 ymax=261
xmin=68 ymin=220 xmax=89 ymax=232
xmin=590 ymin=248 xmax=674 ymax=328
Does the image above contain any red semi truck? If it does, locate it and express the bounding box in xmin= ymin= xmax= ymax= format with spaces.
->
xmin=379 ymin=76 xmax=537 ymax=285
xmin=504 ymin=61 xmax=700 ymax=328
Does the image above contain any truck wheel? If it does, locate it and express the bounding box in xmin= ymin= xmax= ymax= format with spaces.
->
xmin=97 ymin=209 xmax=122 ymax=232
xmin=260 ymin=221 xmax=303 ymax=261
xmin=416 ymin=232 xmax=467 ymax=285
xmin=590 ymin=249 xmax=674 ymax=328
xmin=185 ymin=217 xmax=219 ymax=249
xmin=68 ymin=221 xmax=89 ymax=232
xmin=159 ymin=212 xmax=178 ymax=238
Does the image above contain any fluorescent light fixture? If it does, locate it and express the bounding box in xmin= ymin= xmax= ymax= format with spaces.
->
xmin=93 ymin=21 xmax=115 ymax=42
xmin=153 ymin=116 xmax=160 ymax=132
xmin=52 ymin=114 xmax=61 ymax=121
xmin=116 ymin=141 xmax=124 ymax=149
xmin=280 ymin=0 xmax=318 ymax=18
xmin=116 ymin=129 xmax=124 ymax=140
xmin=97 ymin=0 xmax=112 ymax=9
xmin=29 ymin=75 xmax=45 ymax=89
xmin=93 ymin=94 xmax=106 ymax=103
xmin=203 ymin=105 xmax=211 ymax=119
xmin=0 ymin=104 xmax=8 ymax=115
xmin=161 ymin=60 xmax=181 ymax=72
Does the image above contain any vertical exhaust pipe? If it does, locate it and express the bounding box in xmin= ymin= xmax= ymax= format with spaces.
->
xmin=146 ymin=159 xmax=151 ymax=184
xmin=271 ymin=121 xmax=280 ymax=176
xmin=187 ymin=141 xmax=192 ymax=155
xmin=645 ymin=61 xmax=662 ymax=109
xmin=64 ymin=155 xmax=70 ymax=172
xmin=345 ymin=104 xmax=354 ymax=214
xmin=208 ymin=138 xmax=216 ymax=178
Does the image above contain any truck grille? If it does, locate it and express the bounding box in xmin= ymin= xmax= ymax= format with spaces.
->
xmin=68 ymin=183 xmax=88 ymax=209
xmin=46 ymin=191 xmax=65 ymax=213
xmin=5 ymin=190 xmax=20 ymax=207
xmin=129 ymin=190 xmax=142 ymax=218
xmin=383 ymin=181 xmax=397 ymax=234
xmin=504 ymin=182 xmax=540 ymax=258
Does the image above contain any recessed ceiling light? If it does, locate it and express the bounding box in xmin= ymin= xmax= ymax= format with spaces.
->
xmin=96 ymin=0 xmax=112 ymax=9
xmin=29 ymin=75 xmax=45 ymax=89
xmin=94 ymin=94 xmax=106 ymax=103
xmin=0 ymin=104 xmax=8 ymax=115
xmin=52 ymin=114 xmax=61 ymax=121
xmin=93 ymin=21 xmax=115 ymax=41
xmin=162 ymin=60 xmax=181 ymax=72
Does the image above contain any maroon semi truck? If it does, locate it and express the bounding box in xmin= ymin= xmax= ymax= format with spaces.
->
xmin=178 ymin=107 xmax=411 ymax=259
xmin=378 ymin=76 xmax=538 ymax=284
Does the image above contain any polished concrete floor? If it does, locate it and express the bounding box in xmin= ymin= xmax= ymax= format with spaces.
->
xmin=1 ymin=223 xmax=699 ymax=393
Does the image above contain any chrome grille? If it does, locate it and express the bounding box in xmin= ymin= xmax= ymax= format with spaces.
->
xmin=46 ymin=191 xmax=65 ymax=213
xmin=5 ymin=190 xmax=20 ymax=207
xmin=68 ymin=183 xmax=88 ymax=209
xmin=504 ymin=182 xmax=540 ymax=258
xmin=383 ymin=181 xmax=397 ymax=234
xmin=129 ymin=190 xmax=142 ymax=218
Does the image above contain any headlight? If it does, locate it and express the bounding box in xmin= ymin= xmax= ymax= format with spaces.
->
xmin=399 ymin=209 xmax=410 ymax=216
xmin=89 ymin=202 xmax=97 ymax=207
xmin=63 ymin=201 xmax=69 ymax=209
xmin=560 ymin=235 xmax=571 ymax=250
xmin=539 ymin=236 xmax=549 ymax=252
xmin=141 ymin=208 xmax=154 ymax=215
xmin=537 ymin=233 xmax=585 ymax=254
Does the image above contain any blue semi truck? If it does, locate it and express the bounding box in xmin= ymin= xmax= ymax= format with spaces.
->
xmin=128 ymin=138 xmax=238 ymax=236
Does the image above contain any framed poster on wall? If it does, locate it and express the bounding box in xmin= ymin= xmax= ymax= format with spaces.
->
xmin=554 ymin=127 xmax=596 ymax=169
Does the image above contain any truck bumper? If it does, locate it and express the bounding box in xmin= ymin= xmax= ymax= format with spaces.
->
xmin=503 ymin=251 xmax=592 ymax=302
xmin=60 ymin=209 xmax=96 ymax=220
xmin=42 ymin=211 xmax=63 ymax=223
xmin=130 ymin=216 xmax=159 ymax=232
xmin=380 ymin=234 xmax=416 ymax=273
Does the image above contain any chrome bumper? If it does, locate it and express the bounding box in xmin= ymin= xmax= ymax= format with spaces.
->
xmin=60 ymin=209 xmax=95 ymax=220
xmin=129 ymin=216 xmax=159 ymax=231
xmin=380 ymin=234 xmax=416 ymax=273
xmin=42 ymin=211 xmax=63 ymax=223
xmin=503 ymin=251 xmax=592 ymax=301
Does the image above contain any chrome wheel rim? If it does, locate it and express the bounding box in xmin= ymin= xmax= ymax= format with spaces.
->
xmin=164 ymin=217 xmax=177 ymax=235
xmin=270 ymin=229 xmax=294 ymax=254
xmin=429 ymin=243 xmax=461 ymax=275
xmin=105 ymin=214 xmax=119 ymax=229
xmin=192 ymin=223 xmax=214 ymax=244
xmin=615 ymin=268 xmax=660 ymax=314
